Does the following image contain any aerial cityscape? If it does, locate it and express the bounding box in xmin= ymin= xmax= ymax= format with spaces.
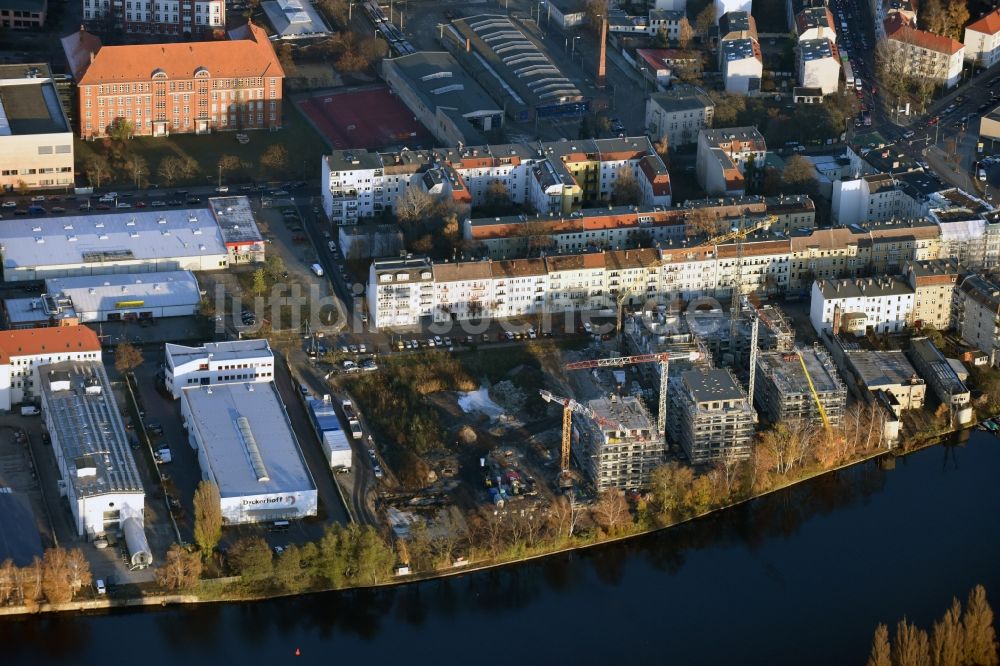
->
xmin=0 ymin=0 xmax=999 ymax=660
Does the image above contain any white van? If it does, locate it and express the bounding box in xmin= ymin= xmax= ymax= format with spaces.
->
xmin=979 ymin=169 xmax=988 ymax=181
xmin=20 ymin=405 xmax=40 ymax=416
xmin=311 ymin=263 xmax=324 ymax=277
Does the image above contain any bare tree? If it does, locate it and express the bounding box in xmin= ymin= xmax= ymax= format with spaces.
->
xmin=591 ymin=489 xmax=631 ymax=536
xmin=85 ymin=155 xmax=112 ymax=189
xmin=19 ymin=557 xmax=44 ymax=611
xmin=395 ymin=187 xmax=435 ymax=225
xmin=0 ymin=559 xmax=17 ymax=606
xmin=610 ymin=166 xmax=641 ymax=206
xmin=156 ymin=544 xmax=204 ymax=591
xmin=677 ymin=17 xmax=693 ymax=49
xmin=41 ymin=547 xmax=73 ymax=603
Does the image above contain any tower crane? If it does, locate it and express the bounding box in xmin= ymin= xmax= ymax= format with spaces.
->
xmin=564 ymin=351 xmax=703 ymax=438
xmin=699 ymin=213 xmax=779 ymax=350
xmin=539 ymin=389 xmax=622 ymax=488
xmin=743 ymin=298 xmax=831 ymax=433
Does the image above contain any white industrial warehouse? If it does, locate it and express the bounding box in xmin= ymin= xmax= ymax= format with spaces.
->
xmin=39 ymin=361 xmax=152 ymax=567
xmin=180 ymin=381 xmax=317 ymax=524
xmin=164 ymin=339 xmax=274 ymax=399
xmin=0 ymin=208 xmax=229 ymax=282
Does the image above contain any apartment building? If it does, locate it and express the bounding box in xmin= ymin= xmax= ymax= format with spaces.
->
xmin=320 ymin=137 xmax=668 ymax=224
xmin=798 ymin=38 xmax=841 ymax=95
xmin=545 ymin=253 xmax=608 ymax=312
xmin=831 ymin=173 xmax=924 ymax=226
xmin=575 ymin=396 xmax=663 ymax=491
xmin=368 ymin=256 xmax=434 ymax=329
xmin=0 ymin=65 xmax=74 ymax=191
xmin=491 ymin=258 xmax=548 ymax=320
xmin=809 ymin=276 xmax=915 ymax=335
xmin=164 ymin=339 xmax=274 ymax=399
xmin=927 ymin=188 xmax=995 ymax=269
xmin=754 ymin=346 xmax=846 ymax=427
xmin=669 ymin=368 xmax=755 ymax=465
xmin=83 ymin=0 xmax=225 ymax=35
xmin=71 ymin=22 xmax=283 ymax=139
xmin=645 ymin=85 xmax=715 ymax=147
xmin=953 ymin=273 xmax=1000 ymax=367
xmin=718 ymin=11 xmax=762 ymax=95
xmin=696 ymin=126 xmax=767 ymax=195
xmin=635 ymin=49 xmax=703 ymax=92
xmin=0 ymin=326 xmax=102 ymax=411
xmin=964 ymin=8 xmax=1000 ymax=69
xmin=432 ymin=261 xmax=495 ymax=323
xmin=0 ymin=0 xmax=45 ymax=28
xmin=795 ymin=6 xmax=836 ymax=42
xmin=882 ymin=13 xmax=964 ymax=88
xmin=904 ymin=259 xmax=958 ymax=330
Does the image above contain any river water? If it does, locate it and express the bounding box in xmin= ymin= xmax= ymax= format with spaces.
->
xmin=5 ymin=431 xmax=1000 ymax=665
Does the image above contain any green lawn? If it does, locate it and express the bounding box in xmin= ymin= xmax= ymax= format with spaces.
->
xmin=75 ymin=99 xmax=330 ymax=189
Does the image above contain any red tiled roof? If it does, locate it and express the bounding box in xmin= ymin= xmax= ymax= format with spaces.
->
xmin=78 ymin=22 xmax=283 ymax=85
xmin=968 ymin=8 xmax=1000 ymax=36
xmin=0 ymin=325 xmax=100 ymax=363
xmin=884 ymin=14 xmax=963 ymax=55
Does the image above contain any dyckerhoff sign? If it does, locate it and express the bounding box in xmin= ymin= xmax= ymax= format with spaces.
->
xmin=242 ymin=495 xmax=297 ymax=507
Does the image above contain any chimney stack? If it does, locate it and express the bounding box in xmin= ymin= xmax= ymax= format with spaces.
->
xmin=596 ymin=17 xmax=608 ymax=89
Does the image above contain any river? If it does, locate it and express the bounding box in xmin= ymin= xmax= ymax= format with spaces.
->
xmin=4 ymin=431 xmax=1000 ymax=665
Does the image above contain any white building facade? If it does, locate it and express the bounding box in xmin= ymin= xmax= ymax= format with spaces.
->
xmin=810 ymin=277 xmax=916 ymax=335
xmin=964 ymin=8 xmax=1000 ymax=68
xmin=164 ymin=339 xmax=275 ymax=399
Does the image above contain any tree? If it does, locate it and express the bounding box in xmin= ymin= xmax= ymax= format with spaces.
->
xmin=317 ymin=523 xmax=350 ymax=586
xmin=316 ymin=0 xmax=348 ymax=26
xmin=695 ymin=3 xmax=715 ymax=36
xmin=962 ymin=585 xmax=998 ymax=666
xmin=943 ymin=1 xmax=969 ymax=42
xmin=16 ymin=180 xmax=30 ymax=196
xmin=114 ymin=342 xmax=143 ymax=376
xmin=85 ymin=156 xmax=112 ymax=188
xmin=583 ymin=0 xmax=606 ymax=32
xmin=156 ymin=544 xmax=203 ymax=591
xmin=893 ymin=618 xmax=931 ymax=666
xmin=931 ymin=597 xmax=963 ymax=666
xmin=591 ymin=489 xmax=631 ymax=536
xmin=261 ymin=144 xmax=289 ymax=172
xmin=395 ymin=187 xmax=435 ymax=224
xmin=484 ymin=179 xmax=511 ymax=210
xmin=158 ymin=156 xmax=187 ymax=186
xmin=277 ymin=43 xmax=297 ymax=78
xmin=869 ymin=623 xmax=892 ymax=666
xmin=783 ymin=155 xmax=818 ymax=196
xmin=192 ymin=481 xmax=223 ymax=555
xmin=41 ymin=547 xmax=74 ymax=603
xmin=0 ymin=559 xmax=16 ymax=606
xmin=652 ymin=133 xmax=669 ymax=161
xmin=124 ymin=153 xmax=149 ymax=189
xmin=229 ymin=536 xmax=273 ymax=584
xmin=273 ymin=545 xmax=308 ymax=593
xmin=920 ymin=0 xmax=946 ymax=33
xmin=19 ymin=557 xmax=44 ymax=611
xmin=677 ymin=17 xmax=693 ymax=49
xmin=252 ymin=267 xmax=268 ymax=296
xmin=109 ymin=119 xmax=135 ymax=143
xmin=351 ymin=525 xmax=395 ymax=584
xmin=217 ymin=154 xmax=242 ymax=181
xmin=611 ymin=166 xmax=641 ymax=206
xmin=265 ymin=254 xmax=286 ymax=282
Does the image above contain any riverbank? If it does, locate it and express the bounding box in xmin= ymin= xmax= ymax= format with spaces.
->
xmin=0 ymin=420 xmax=977 ymax=618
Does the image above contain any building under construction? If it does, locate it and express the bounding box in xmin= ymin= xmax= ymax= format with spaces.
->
xmin=754 ymin=346 xmax=847 ymax=427
xmin=668 ymin=368 xmax=756 ymax=465
xmin=574 ymin=395 xmax=663 ymax=491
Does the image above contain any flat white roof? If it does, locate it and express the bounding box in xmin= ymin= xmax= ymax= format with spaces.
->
xmin=182 ymin=381 xmax=314 ymax=499
xmin=0 ymin=208 xmax=227 ymax=271
xmin=45 ymin=270 xmax=200 ymax=313
xmin=166 ymin=339 xmax=272 ymax=367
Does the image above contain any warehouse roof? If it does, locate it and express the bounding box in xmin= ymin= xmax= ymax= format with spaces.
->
xmin=208 ymin=196 xmax=263 ymax=246
xmin=847 ymin=350 xmax=921 ymax=388
xmin=166 ymin=339 xmax=272 ymax=367
xmin=384 ymin=52 xmax=501 ymax=118
xmin=261 ymin=0 xmax=331 ymax=39
xmin=40 ymin=361 xmax=144 ymax=499
xmin=181 ymin=382 xmax=315 ymax=499
xmin=45 ymin=270 xmax=200 ymax=315
xmin=0 ymin=208 xmax=227 ymax=271
xmin=0 ymin=78 xmax=69 ymax=135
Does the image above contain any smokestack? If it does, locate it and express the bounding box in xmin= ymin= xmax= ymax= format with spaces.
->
xmin=596 ymin=17 xmax=607 ymax=89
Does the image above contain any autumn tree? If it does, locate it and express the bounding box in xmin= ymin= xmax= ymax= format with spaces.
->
xmin=261 ymin=144 xmax=289 ymax=172
xmin=695 ymin=3 xmax=715 ymax=35
xmin=0 ymin=559 xmax=16 ymax=606
xmin=782 ymin=155 xmax=817 ymax=195
xmin=652 ymin=133 xmax=669 ymax=161
xmin=192 ymin=480 xmax=223 ymax=555
xmin=85 ymin=155 xmax=112 ymax=188
xmin=41 ymin=547 xmax=74 ymax=603
xmin=611 ymin=166 xmax=641 ymax=206
xmin=351 ymin=524 xmax=395 ymax=584
xmin=483 ymin=179 xmax=511 ymax=210
xmin=893 ymin=618 xmax=931 ymax=666
xmin=19 ymin=557 xmax=44 ymax=611
xmin=114 ymin=342 xmax=143 ymax=376
xmin=868 ymin=623 xmax=892 ymax=666
xmin=677 ymin=17 xmax=693 ymax=49
xmin=157 ymin=544 xmax=203 ymax=591
xmin=229 ymin=536 xmax=273 ymax=584
xmin=931 ymin=597 xmax=963 ymax=666
xmin=265 ymin=254 xmax=286 ymax=282
xmin=109 ymin=119 xmax=136 ymax=143
xmin=962 ymin=585 xmax=998 ymax=666
xmin=252 ymin=267 xmax=268 ymax=296
xmin=591 ymin=489 xmax=632 ymax=536
xmin=217 ymin=154 xmax=242 ymax=181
